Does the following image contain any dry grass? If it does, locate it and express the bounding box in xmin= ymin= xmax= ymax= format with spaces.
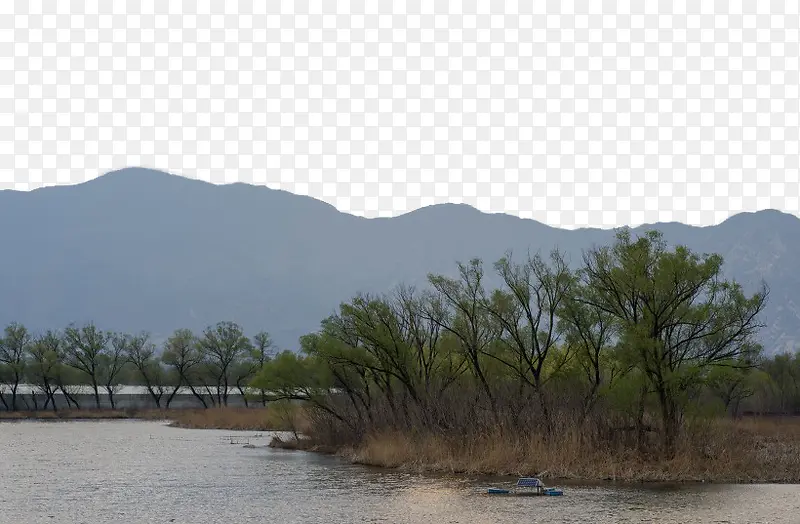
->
xmin=322 ymin=417 xmax=800 ymax=483
xmin=0 ymin=404 xmax=310 ymax=433
xmin=168 ymin=404 xmax=310 ymax=432
xmin=0 ymin=409 xmax=170 ymax=421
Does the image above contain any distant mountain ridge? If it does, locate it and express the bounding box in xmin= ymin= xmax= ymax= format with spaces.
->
xmin=1 ymin=167 xmax=798 ymax=353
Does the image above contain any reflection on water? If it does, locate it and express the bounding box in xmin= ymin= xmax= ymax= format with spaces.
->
xmin=0 ymin=420 xmax=798 ymax=523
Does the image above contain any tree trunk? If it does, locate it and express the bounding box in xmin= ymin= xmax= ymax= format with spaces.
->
xmin=48 ymin=389 xmax=58 ymax=412
xmin=657 ymin=386 xmax=679 ymax=458
xmin=59 ymin=386 xmax=80 ymax=409
xmin=92 ymin=382 xmax=101 ymax=409
xmin=166 ymin=385 xmax=181 ymax=408
xmin=106 ymin=387 xmax=116 ymax=409
xmin=236 ymin=384 xmax=249 ymax=407
xmin=146 ymin=386 xmax=162 ymax=408
xmin=635 ymin=383 xmax=648 ymax=454
xmin=535 ymin=379 xmax=553 ymax=437
xmin=10 ymin=383 xmax=19 ymax=411
xmin=192 ymin=387 xmax=209 ymax=408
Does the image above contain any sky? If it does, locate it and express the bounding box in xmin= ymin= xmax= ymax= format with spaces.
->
xmin=0 ymin=0 xmax=798 ymax=229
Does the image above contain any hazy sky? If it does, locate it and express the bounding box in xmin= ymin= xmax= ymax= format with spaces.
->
xmin=1 ymin=1 xmax=798 ymax=228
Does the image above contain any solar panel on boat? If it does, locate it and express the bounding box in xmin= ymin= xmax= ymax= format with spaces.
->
xmin=516 ymin=478 xmax=542 ymax=487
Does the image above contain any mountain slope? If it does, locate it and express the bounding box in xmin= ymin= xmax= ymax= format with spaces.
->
xmin=1 ymin=167 xmax=798 ymax=353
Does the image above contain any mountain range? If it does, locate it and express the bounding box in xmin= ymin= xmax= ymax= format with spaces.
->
xmin=1 ymin=167 xmax=798 ymax=354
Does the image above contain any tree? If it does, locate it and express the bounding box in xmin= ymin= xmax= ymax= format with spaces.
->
xmin=559 ymin=281 xmax=621 ymax=420
xmin=196 ymin=322 xmax=253 ymax=407
xmin=759 ymin=351 xmax=800 ymax=414
xmin=252 ymin=348 xmax=347 ymax=431
xmin=427 ymin=259 xmax=502 ymax=427
xmin=250 ymin=331 xmax=275 ymax=406
xmin=27 ymin=330 xmax=65 ymax=411
xmin=579 ymin=229 xmax=768 ymax=455
xmin=162 ymin=329 xmax=206 ymax=408
xmin=124 ymin=332 xmax=168 ymax=408
xmin=252 ymin=350 xmax=330 ymax=399
xmin=481 ymin=249 xmax=573 ymax=433
xmin=101 ymin=333 xmax=130 ymax=408
xmin=335 ymin=293 xmax=426 ymax=426
xmin=0 ymin=322 xmax=31 ymax=411
xmin=298 ymin=326 xmax=378 ymax=434
xmin=706 ymin=362 xmax=761 ymax=418
xmin=63 ymin=323 xmax=110 ymax=409
xmin=392 ymin=286 xmax=469 ymax=416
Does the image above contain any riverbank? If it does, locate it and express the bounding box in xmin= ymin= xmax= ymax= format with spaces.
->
xmin=0 ymin=406 xmax=304 ymax=432
xmin=8 ymin=406 xmax=799 ymax=483
xmin=269 ymin=416 xmax=800 ymax=484
xmin=0 ymin=408 xmax=168 ymax=421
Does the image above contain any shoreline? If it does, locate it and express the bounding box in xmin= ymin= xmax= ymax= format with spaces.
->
xmin=0 ymin=409 xmax=170 ymax=422
xmin=7 ymin=408 xmax=800 ymax=485
xmin=265 ymin=414 xmax=800 ymax=486
xmin=265 ymin=435 xmax=800 ymax=485
xmin=0 ymin=407 xmax=298 ymax=432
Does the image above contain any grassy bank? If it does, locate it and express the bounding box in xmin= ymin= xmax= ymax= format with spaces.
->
xmin=0 ymin=408 xmax=170 ymax=421
xmin=0 ymin=405 xmax=306 ymax=432
xmin=270 ymin=416 xmax=800 ymax=484
xmin=167 ymin=406 xmax=307 ymax=432
xmin=11 ymin=405 xmax=797 ymax=483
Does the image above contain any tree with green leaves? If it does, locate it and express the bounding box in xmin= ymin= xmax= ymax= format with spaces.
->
xmin=250 ymin=331 xmax=275 ymax=406
xmin=558 ymin=282 xmax=620 ymax=421
xmin=0 ymin=322 xmax=31 ymax=411
xmin=162 ymin=328 xmax=206 ymax=408
xmin=196 ymin=321 xmax=253 ymax=407
xmin=27 ymin=330 xmax=65 ymax=411
xmin=578 ymin=229 xmax=768 ymax=455
xmin=427 ymin=259 xmax=502 ymax=427
xmin=101 ymin=333 xmax=130 ymax=408
xmin=481 ymin=249 xmax=573 ymax=434
xmin=705 ymin=360 xmax=763 ymax=418
xmin=63 ymin=323 xmax=110 ymax=409
xmin=252 ymin=346 xmax=353 ymax=433
xmin=124 ymin=332 xmax=168 ymax=408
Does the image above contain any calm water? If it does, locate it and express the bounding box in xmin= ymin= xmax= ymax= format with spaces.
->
xmin=0 ymin=420 xmax=798 ymax=523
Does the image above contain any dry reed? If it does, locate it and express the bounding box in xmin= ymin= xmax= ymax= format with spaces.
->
xmin=0 ymin=405 xmax=309 ymax=433
xmin=294 ymin=416 xmax=800 ymax=483
xmin=0 ymin=408 xmax=169 ymax=421
xmin=167 ymin=404 xmax=310 ymax=432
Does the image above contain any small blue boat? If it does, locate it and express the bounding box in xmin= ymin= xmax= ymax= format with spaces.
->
xmin=486 ymin=477 xmax=564 ymax=497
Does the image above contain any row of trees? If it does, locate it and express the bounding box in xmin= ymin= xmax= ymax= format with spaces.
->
xmin=5 ymin=228 xmax=799 ymax=459
xmin=0 ymin=321 xmax=275 ymax=411
xmin=254 ymin=229 xmax=772 ymax=457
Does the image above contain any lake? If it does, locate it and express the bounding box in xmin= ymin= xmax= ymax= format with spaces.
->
xmin=0 ymin=420 xmax=798 ymax=523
